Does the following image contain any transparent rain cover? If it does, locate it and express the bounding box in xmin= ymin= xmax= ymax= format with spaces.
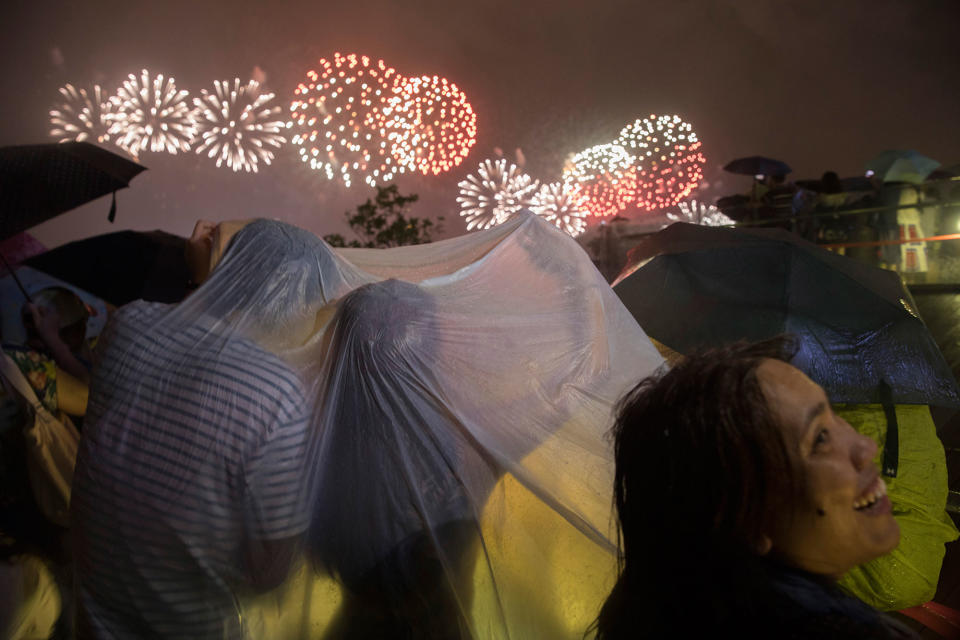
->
xmin=73 ymin=213 xmax=664 ymax=639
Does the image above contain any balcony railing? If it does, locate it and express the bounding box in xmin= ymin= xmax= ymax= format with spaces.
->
xmin=725 ymin=179 xmax=960 ymax=287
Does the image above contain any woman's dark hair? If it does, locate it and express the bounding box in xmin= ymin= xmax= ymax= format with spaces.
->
xmin=595 ymin=337 xmax=803 ymax=638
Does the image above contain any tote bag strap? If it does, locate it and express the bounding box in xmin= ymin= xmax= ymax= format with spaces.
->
xmin=1 ymin=351 xmax=79 ymax=528
xmin=0 ymin=352 xmax=46 ymax=413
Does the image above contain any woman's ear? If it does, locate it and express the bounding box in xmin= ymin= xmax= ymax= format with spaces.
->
xmin=757 ymin=535 xmax=773 ymax=556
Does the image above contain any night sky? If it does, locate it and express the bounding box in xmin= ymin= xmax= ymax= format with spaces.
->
xmin=3 ymin=0 xmax=958 ymax=248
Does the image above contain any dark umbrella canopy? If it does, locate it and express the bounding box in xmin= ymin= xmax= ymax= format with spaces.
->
xmin=613 ymin=222 xmax=960 ymax=407
xmin=927 ymin=163 xmax=960 ymax=180
xmin=0 ymin=142 xmax=146 ymax=240
xmin=23 ymin=230 xmax=191 ymax=306
xmin=723 ymin=156 xmax=792 ymax=177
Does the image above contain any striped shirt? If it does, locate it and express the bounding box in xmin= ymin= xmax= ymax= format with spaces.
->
xmin=72 ymin=301 xmax=311 ymax=639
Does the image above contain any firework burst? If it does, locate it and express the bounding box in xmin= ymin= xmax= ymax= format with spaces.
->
xmin=109 ymin=69 xmax=197 ymax=154
xmin=457 ymin=158 xmax=539 ymax=230
xmin=379 ymin=75 xmax=477 ymax=176
xmin=666 ymin=200 xmax=734 ymax=227
xmin=49 ymin=84 xmax=118 ymax=146
xmin=617 ymin=114 xmax=705 ymax=211
xmin=529 ymin=182 xmax=589 ymax=237
xmin=561 ymin=143 xmax=637 ymax=218
xmin=289 ymin=53 xmax=400 ymax=187
xmin=193 ymin=79 xmax=287 ymax=173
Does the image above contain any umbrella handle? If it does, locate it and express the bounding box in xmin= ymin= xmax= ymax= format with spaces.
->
xmin=0 ymin=252 xmax=32 ymax=303
xmin=878 ymin=380 xmax=898 ymax=478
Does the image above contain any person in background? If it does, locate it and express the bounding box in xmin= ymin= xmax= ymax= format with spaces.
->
xmin=749 ymin=174 xmax=770 ymax=204
xmin=818 ymin=171 xmax=846 ymax=208
xmin=3 ymin=287 xmax=93 ymax=420
xmin=595 ymin=338 xmax=910 ymax=639
xmin=761 ymin=173 xmax=797 ymax=230
xmin=766 ymin=173 xmax=795 ymax=196
xmin=0 ymin=287 xmax=92 ymax=639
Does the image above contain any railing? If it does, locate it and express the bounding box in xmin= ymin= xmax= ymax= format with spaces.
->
xmin=726 ymin=179 xmax=960 ymax=287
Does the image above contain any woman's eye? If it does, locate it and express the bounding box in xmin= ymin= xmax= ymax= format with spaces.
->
xmin=812 ymin=428 xmax=829 ymax=451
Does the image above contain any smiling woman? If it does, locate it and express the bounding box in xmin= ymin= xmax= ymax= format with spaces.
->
xmin=596 ymin=337 xmax=916 ymax=639
xmin=758 ymin=358 xmax=901 ymax=577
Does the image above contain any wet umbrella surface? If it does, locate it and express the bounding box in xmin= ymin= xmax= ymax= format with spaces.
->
xmin=23 ymin=230 xmax=191 ymax=306
xmin=723 ymin=155 xmax=792 ymax=177
xmin=0 ymin=141 xmax=147 ymax=239
xmin=614 ymin=222 xmax=960 ymax=407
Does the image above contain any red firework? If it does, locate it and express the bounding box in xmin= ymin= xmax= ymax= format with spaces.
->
xmin=378 ymin=75 xmax=478 ymax=176
xmin=562 ymin=143 xmax=639 ymax=218
xmin=289 ymin=53 xmax=400 ymax=187
xmin=618 ymin=114 xmax=706 ymax=211
xmin=633 ymin=140 xmax=705 ymax=210
xmin=570 ymin=170 xmax=638 ymax=218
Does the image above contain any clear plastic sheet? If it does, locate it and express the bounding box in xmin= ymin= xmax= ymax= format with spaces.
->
xmin=74 ymin=213 xmax=664 ymax=639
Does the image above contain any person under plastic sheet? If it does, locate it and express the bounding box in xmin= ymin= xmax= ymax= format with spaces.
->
xmin=308 ymin=277 xmax=648 ymax=638
xmin=307 ymin=279 xmax=482 ymax=637
xmin=71 ymin=220 xmax=340 ymax=640
xmin=193 ymin=212 xmax=662 ymax=639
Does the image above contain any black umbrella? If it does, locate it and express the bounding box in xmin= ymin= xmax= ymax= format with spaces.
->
xmin=0 ymin=142 xmax=147 ymax=240
xmin=613 ymin=222 xmax=960 ymax=408
xmin=23 ymin=230 xmax=192 ymax=306
xmin=927 ymin=164 xmax=960 ymax=180
xmin=723 ymin=156 xmax=792 ymax=177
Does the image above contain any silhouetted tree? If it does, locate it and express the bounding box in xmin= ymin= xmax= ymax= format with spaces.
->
xmin=324 ymin=185 xmax=442 ymax=248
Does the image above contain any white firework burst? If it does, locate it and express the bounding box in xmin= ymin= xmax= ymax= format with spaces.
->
xmin=666 ymin=200 xmax=734 ymax=227
xmin=49 ymin=84 xmax=118 ymax=145
xmin=110 ymin=69 xmax=197 ymax=154
xmin=562 ymin=143 xmax=635 ymax=185
xmin=457 ymin=158 xmax=539 ymax=231
xmin=530 ymin=182 xmax=589 ymax=237
xmin=618 ymin=113 xmax=700 ymax=166
xmin=193 ymin=79 xmax=287 ymax=173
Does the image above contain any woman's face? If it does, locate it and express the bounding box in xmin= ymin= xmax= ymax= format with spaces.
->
xmin=757 ymin=359 xmax=900 ymax=577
